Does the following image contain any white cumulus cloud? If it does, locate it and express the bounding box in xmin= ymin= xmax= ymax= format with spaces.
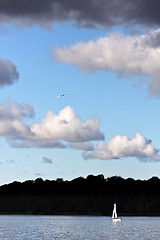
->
xmin=0 ymin=99 xmax=34 ymax=138
xmin=0 ymin=100 xmax=104 ymax=148
xmin=0 ymin=98 xmax=35 ymax=120
xmin=31 ymin=106 xmax=104 ymax=142
xmin=54 ymin=28 xmax=160 ymax=96
xmin=83 ymin=133 xmax=160 ymax=162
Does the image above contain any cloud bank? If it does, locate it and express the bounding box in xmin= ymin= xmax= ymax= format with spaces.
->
xmin=83 ymin=133 xmax=160 ymax=162
xmin=54 ymin=28 xmax=160 ymax=95
xmin=0 ymin=0 xmax=160 ymax=28
xmin=0 ymin=99 xmax=159 ymax=162
xmin=0 ymin=59 xmax=19 ymax=87
xmin=0 ymin=99 xmax=104 ymax=149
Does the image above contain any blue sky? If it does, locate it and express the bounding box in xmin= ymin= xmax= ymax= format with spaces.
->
xmin=0 ymin=0 xmax=160 ymax=185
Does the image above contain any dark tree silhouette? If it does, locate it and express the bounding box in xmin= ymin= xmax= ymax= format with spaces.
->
xmin=0 ymin=175 xmax=160 ymax=216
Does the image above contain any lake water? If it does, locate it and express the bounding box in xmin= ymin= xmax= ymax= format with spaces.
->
xmin=0 ymin=215 xmax=159 ymax=240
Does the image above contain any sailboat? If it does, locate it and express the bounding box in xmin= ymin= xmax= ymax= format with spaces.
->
xmin=112 ymin=203 xmax=122 ymax=222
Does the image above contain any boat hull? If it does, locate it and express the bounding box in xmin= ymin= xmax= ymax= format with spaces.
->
xmin=112 ymin=218 xmax=122 ymax=222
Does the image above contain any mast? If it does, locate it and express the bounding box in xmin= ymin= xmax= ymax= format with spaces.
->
xmin=112 ymin=203 xmax=117 ymax=218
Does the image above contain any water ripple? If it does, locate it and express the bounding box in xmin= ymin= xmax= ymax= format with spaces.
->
xmin=0 ymin=216 xmax=159 ymax=240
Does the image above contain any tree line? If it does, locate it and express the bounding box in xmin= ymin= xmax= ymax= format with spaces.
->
xmin=0 ymin=175 xmax=160 ymax=216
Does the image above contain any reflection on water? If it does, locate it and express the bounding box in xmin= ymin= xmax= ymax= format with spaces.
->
xmin=0 ymin=215 xmax=159 ymax=240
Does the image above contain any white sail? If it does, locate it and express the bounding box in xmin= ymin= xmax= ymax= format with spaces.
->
xmin=112 ymin=203 xmax=122 ymax=222
xmin=112 ymin=203 xmax=117 ymax=218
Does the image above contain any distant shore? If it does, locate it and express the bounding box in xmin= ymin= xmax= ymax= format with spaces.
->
xmin=0 ymin=175 xmax=160 ymax=216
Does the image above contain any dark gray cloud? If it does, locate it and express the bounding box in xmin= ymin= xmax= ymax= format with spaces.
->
xmin=6 ymin=159 xmax=16 ymax=164
xmin=0 ymin=59 xmax=19 ymax=87
xmin=9 ymin=139 xmax=66 ymax=149
xmin=0 ymin=0 xmax=160 ymax=28
xmin=35 ymin=173 xmax=45 ymax=177
xmin=42 ymin=157 xmax=53 ymax=164
xmin=70 ymin=142 xmax=94 ymax=151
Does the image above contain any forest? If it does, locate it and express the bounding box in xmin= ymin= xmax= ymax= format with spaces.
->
xmin=0 ymin=174 xmax=160 ymax=216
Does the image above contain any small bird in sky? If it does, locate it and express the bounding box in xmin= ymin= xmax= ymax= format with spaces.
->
xmin=57 ymin=93 xmax=70 ymax=99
